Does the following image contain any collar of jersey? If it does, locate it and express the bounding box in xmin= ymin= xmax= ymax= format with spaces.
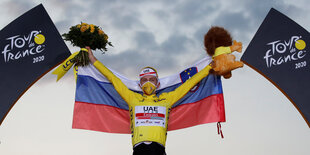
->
xmin=142 ymin=94 xmax=157 ymax=98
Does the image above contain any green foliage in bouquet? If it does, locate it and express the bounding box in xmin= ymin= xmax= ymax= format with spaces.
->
xmin=62 ymin=22 xmax=112 ymax=66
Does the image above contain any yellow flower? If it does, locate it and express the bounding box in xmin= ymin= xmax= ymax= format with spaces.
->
xmin=80 ymin=25 xmax=89 ymax=32
xmin=81 ymin=22 xmax=88 ymax=26
xmin=76 ymin=24 xmax=81 ymax=28
xmin=103 ymin=34 xmax=109 ymax=40
xmin=98 ymin=29 xmax=104 ymax=35
xmin=90 ymin=24 xmax=95 ymax=33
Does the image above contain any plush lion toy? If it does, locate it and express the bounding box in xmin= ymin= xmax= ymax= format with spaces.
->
xmin=204 ymin=26 xmax=244 ymax=79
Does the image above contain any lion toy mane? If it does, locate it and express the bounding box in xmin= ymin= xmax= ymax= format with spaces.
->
xmin=204 ymin=26 xmax=244 ymax=79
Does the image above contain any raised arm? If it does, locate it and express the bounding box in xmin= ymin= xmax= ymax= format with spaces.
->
xmin=87 ymin=47 xmax=137 ymax=103
xmin=166 ymin=64 xmax=212 ymax=106
xmin=87 ymin=46 xmax=98 ymax=64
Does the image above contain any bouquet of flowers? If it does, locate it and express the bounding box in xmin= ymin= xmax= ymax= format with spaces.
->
xmin=62 ymin=22 xmax=112 ymax=66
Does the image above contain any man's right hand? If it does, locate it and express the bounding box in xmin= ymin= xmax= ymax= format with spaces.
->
xmin=86 ymin=46 xmax=97 ymax=64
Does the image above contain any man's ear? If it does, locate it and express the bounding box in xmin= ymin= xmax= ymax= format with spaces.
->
xmin=156 ymin=82 xmax=160 ymax=89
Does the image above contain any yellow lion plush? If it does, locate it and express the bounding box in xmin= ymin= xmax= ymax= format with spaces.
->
xmin=204 ymin=26 xmax=244 ymax=79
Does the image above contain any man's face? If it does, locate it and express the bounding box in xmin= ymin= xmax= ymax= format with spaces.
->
xmin=140 ymin=75 xmax=158 ymax=86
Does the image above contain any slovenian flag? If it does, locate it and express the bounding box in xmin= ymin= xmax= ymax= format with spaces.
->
xmin=72 ymin=56 xmax=225 ymax=133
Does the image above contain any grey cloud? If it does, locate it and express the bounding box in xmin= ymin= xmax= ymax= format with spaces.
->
xmin=160 ymin=34 xmax=193 ymax=55
xmin=193 ymin=11 xmax=251 ymax=51
xmin=97 ymin=50 xmax=151 ymax=79
xmin=111 ymin=14 xmax=144 ymax=29
xmin=244 ymin=0 xmax=301 ymax=26
xmin=153 ymin=10 xmax=171 ymax=21
xmin=55 ymin=20 xmax=73 ymax=34
xmin=21 ymin=0 xmax=307 ymax=82
xmin=212 ymin=11 xmax=252 ymax=44
xmin=0 ymin=0 xmax=35 ymax=18
xmin=214 ymin=12 xmax=250 ymax=32
xmin=192 ymin=0 xmax=302 ymax=48
xmin=97 ymin=30 xmax=197 ymax=78
xmin=134 ymin=31 xmax=157 ymax=49
xmin=81 ymin=0 xmax=146 ymax=32
xmin=47 ymin=1 xmax=85 ymax=33
xmin=173 ymin=0 xmax=219 ymax=23
xmin=100 ymin=49 xmax=178 ymax=79
xmin=134 ymin=30 xmax=196 ymax=65
xmin=193 ymin=26 xmax=208 ymax=47
xmin=5 ymin=0 xmax=34 ymax=11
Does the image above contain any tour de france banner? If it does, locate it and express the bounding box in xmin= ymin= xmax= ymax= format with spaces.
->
xmin=241 ymin=8 xmax=310 ymax=127
xmin=0 ymin=4 xmax=71 ymax=125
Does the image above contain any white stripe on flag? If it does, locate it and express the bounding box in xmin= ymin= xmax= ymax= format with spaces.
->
xmin=77 ymin=56 xmax=212 ymax=91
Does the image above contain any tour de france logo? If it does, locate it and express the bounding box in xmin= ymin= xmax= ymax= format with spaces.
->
xmin=34 ymin=33 xmax=45 ymax=45
xmin=295 ymin=39 xmax=306 ymax=50
xmin=1 ymin=30 xmax=46 ymax=64
xmin=263 ymin=36 xmax=307 ymax=69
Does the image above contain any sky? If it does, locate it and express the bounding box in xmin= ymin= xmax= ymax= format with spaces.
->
xmin=0 ymin=0 xmax=309 ymax=154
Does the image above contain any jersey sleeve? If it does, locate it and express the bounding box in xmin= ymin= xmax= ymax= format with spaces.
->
xmin=92 ymin=60 xmax=138 ymax=104
xmin=166 ymin=65 xmax=212 ymax=106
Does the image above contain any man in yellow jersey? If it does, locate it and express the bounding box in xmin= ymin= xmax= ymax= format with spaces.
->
xmin=86 ymin=46 xmax=215 ymax=155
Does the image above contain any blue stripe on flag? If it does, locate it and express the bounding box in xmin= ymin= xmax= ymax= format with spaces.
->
xmin=156 ymin=74 xmax=223 ymax=108
xmin=75 ymin=75 xmax=130 ymax=110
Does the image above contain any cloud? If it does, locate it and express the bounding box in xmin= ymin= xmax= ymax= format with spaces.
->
xmin=99 ymin=30 xmax=196 ymax=79
xmin=0 ymin=0 xmax=34 ymax=17
xmin=134 ymin=31 xmax=157 ymax=49
xmin=5 ymin=0 xmax=309 ymax=83
xmin=241 ymin=0 xmax=302 ymax=40
xmin=173 ymin=0 xmax=219 ymax=24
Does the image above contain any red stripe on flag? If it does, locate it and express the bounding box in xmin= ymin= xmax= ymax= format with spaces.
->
xmin=168 ymin=94 xmax=225 ymax=131
xmin=72 ymin=94 xmax=225 ymax=133
xmin=72 ymin=102 xmax=131 ymax=133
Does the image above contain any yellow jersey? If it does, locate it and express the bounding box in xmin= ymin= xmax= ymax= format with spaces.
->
xmin=93 ymin=60 xmax=212 ymax=146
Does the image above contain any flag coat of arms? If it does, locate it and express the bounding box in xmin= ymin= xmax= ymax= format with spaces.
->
xmin=241 ymin=8 xmax=310 ymax=127
xmin=0 ymin=4 xmax=71 ymax=125
xmin=72 ymin=56 xmax=226 ymax=133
